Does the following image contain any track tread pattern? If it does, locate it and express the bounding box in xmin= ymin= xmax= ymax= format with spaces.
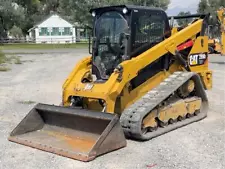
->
xmin=120 ymin=71 xmax=208 ymax=140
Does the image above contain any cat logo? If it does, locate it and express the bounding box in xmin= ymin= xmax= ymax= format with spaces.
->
xmin=189 ymin=54 xmax=198 ymax=65
xmin=189 ymin=53 xmax=207 ymax=66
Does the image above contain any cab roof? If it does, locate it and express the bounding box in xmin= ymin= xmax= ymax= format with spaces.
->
xmin=89 ymin=5 xmax=164 ymax=14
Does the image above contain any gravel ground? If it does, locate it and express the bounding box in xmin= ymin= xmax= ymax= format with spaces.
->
xmin=0 ymin=52 xmax=224 ymax=169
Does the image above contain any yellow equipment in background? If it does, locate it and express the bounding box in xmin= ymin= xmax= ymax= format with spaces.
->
xmin=208 ymin=38 xmax=221 ymax=53
xmin=208 ymin=7 xmax=225 ymax=55
xmin=8 ymin=5 xmax=212 ymax=162
xmin=217 ymin=7 xmax=225 ymax=55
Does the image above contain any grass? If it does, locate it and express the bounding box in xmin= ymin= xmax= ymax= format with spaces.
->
xmin=5 ymin=52 xmax=46 ymax=55
xmin=0 ymin=50 xmax=11 ymax=71
xmin=0 ymin=50 xmax=7 ymax=64
xmin=3 ymin=55 xmax=23 ymax=64
xmin=13 ymin=56 xmax=22 ymax=64
xmin=18 ymin=100 xmax=36 ymax=105
xmin=22 ymin=60 xmax=34 ymax=63
xmin=0 ymin=43 xmax=88 ymax=50
xmin=0 ymin=66 xmax=11 ymax=72
xmin=0 ymin=51 xmax=23 ymax=71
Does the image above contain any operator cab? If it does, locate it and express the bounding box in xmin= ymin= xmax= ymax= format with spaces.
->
xmin=90 ymin=5 xmax=170 ymax=80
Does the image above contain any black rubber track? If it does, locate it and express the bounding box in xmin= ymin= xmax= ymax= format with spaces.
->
xmin=120 ymin=72 xmax=208 ymax=141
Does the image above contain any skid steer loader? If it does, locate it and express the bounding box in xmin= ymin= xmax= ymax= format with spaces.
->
xmin=8 ymin=5 xmax=212 ymax=162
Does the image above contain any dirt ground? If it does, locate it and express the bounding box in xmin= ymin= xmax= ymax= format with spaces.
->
xmin=0 ymin=50 xmax=224 ymax=169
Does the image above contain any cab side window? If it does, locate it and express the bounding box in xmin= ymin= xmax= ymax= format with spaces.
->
xmin=132 ymin=13 xmax=166 ymax=55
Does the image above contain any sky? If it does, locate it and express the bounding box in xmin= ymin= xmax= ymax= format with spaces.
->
xmin=166 ymin=0 xmax=201 ymax=16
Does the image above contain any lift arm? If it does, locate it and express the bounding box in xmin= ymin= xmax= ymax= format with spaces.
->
xmin=110 ymin=17 xmax=209 ymax=94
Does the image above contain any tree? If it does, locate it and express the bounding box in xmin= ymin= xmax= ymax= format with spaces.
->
xmin=14 ymin=0 xmax=61 ymax=34
xmin=0 ymin=0 xmax=25 ymax=39
xmin=1 ymin=0 xmax=171 ymax=37
xmin=197 ymin=0 xmax=225 ymax=37
xmin=199 ymin=0 xmax=225 ymax=38
xmin=58 ymin=0 xmax=128 ymax=27
xmin=14 ymin=0 xmax=45 ymax=34
xmin=197 ymin=0 xmax=209 ymax=14
xmin=58 ymin=0 xmax=170 ymax=27
xmin=177 ymin=11 xmax=192 ymax=27
xmin=127 ymin=0 xmax=170 ymax=10
xmin=197 ymin=0 xmax=225 ymax=24
xmin=9 ymin=25 xmax=23 ymax=38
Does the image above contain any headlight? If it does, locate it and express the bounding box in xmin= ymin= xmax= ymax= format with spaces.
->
xmin=112 ymin=55 xmax=116 ymax=60
xmin=215 ymin=39 xmax=219 ymax=43
xmin=122 ymin=8 xmax=128 ymax=14
xmin=92 ymin=11 xmax=96 ymax=17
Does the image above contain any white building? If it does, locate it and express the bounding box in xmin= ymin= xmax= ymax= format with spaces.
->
xmin=28 ymin=14 xmax=76 ymax=44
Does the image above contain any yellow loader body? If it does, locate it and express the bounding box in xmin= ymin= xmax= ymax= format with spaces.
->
xmin=9 ymin=5 xmax=212 ymax=162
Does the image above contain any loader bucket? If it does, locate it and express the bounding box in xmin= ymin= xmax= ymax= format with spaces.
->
xmin=8 ymin=103 xmax=126 ymax=161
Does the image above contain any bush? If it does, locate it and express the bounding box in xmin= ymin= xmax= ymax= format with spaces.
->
xmin=0 ymin=66 xmax=11 ymax=72
xmin=9 ymin=26 xmax=24 ymax=39
xmin=0 ymin=50 xmax=6 ymax=64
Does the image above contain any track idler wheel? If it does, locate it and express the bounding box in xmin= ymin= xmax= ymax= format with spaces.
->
xmin=177 ymin=80 xmax=195 ymax=98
